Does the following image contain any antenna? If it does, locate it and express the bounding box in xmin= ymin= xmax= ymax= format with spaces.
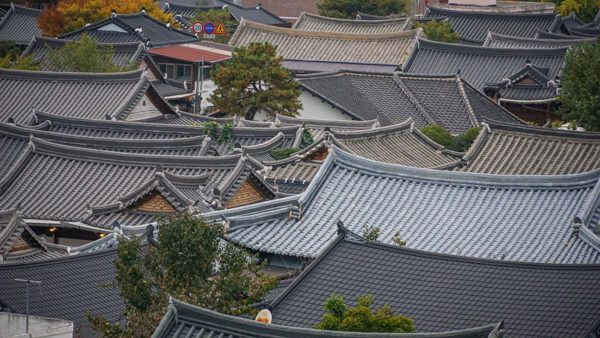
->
xmin=14 ymin=278 xmax=42 ymax=334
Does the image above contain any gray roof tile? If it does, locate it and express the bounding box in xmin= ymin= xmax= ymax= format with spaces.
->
xmin=483 ymin=31 xmax=597 ymax=48
xmin=293 ymin=12 xmax=411 ymax=34
xmin=204 ymin=148 xmax=600 ymax=264
xmin=0 ymin=4 xmax=41 ymax=45
xmin=270 ymin=229 xmax=600 ymax=337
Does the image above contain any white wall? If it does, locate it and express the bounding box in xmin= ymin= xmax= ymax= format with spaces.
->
xmin=0 ymin=313 xmax=73 ymax=338
xmin=297 ymin=91 xmax=353 ymax=121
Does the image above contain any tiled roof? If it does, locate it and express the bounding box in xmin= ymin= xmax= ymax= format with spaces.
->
xmin=567 ymin=25 xmax=600 ymax=37
xmin=21 ymin=37 xmax=146 ymax=71
xmin=560 ymin=12 xmax=585 ymax=28
xmin=152 ymin=297 xmax=502 ymax=338
xmin=203 ymin=148 xmax=600 ymax=263
xmin=0 ymin=138 xmax=268 ymax=226
xmin=296 ymin=70 xmax=522 ymax=133
xmin=240 ymin=0 xmax=319 ymax=21
xmin=425 ymin=7 xmax=561 ymax=45
xmin=59 ymin=12 xmax=198 ymax=47
xmin=0 ymin=122 xmax=210 ymax=156
xmin=292 ymin=12 xmax=411 ymax=34
xmin=270 ymin=228 xmax=600 ymax=337
xmin=230 ymin=20 xmax=422 ymax=66
xmin=0 ymin=248 xmax=124 ymax=328
xmin=0 ymin=69 xmax=175 ymax=125
xmin=535 ymin=29 xmax=594 ymax=39
xmin=0 ymin=4 xmax=41 ymax=45
xmin=402 ymin=39 xmax=567 ymax=102
xmin=147 ymin=44 xmax=231 ymax=63
xmin=163 ymin=0 xmax=287 ymax=26
xmin=483 ymin=31 xmax=597 ymax=48
xmin=456 ymin=120 xmax=600 ymax=175
xmin=483 ymin=64 xmax=559 ymax=103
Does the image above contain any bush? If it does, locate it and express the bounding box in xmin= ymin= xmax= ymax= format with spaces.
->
xmin=270 ymin=147 xmax=299 ymax=160
xmin=420 ymin=124 xmax=453 ymax=147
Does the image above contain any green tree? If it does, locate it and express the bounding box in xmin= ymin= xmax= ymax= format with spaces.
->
xmin=193 ymin=9 xmax=236 ymax=44
xmin=88 ymin=214 xmax=275 ymax=337
xmin=559 ymin=42 xmax=600 ymax=131
xmin=210 ymin=42 xmax=302 ymax=120
xmin=46 ymin=34 xmax=136 ymax=72
xmin=417 ymin=20 xmax=459 ymax=43
xmin=315 ymin=294 xmax=415 ymax=333
xmin=0 ymin=55 xmax=39 ymax=70
xmin=318 ymin=0 xmax=409 ymax=19
xmin=557 ymin=0 xmax=600 ymax=22
xmin=420 ymin=125 xmax=480 ymax=152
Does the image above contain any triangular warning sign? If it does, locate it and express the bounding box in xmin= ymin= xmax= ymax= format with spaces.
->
xmin=215 ymin=21 xmax=226 ymax=35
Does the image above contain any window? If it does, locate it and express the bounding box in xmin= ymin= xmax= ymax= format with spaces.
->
xmin=158 ymin=63 xmax=175 ymax=79
xmin=176 ymin=64 xmax=192 ymax=81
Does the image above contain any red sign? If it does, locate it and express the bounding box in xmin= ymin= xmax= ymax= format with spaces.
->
xmin=192 ymin=22 xmax=203 ymax=34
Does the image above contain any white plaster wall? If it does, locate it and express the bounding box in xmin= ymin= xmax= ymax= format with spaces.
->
xmin=297 ymin=91 xmax=353 ymax=121
xmin=0 ymin=313 xmax=73 ymax=338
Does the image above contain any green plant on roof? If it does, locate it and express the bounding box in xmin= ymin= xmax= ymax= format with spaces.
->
xmin=45 ymin=34 xmax=137 ymax=72
xmin=315 ymin=294 xmax=415 ymax=333
xmin=362 ymin=224 xmax=381 ymax=241
xmin=557 ymin=0 xmax=600 ymax=22
xmin=0 ymin=54 xmax=39 ymax=71
xmin=218 ymin=122 xmax=234 ymax=146
xmin=415 ymin=20 xmax=459 ymax=43
xmin=301 ymin=128 xmax=315 ymax=147
xmin=202 ymin=120 xmax=220 ymax=139
xmin=392 ymin=231 xmax=406 ymax=247
xmin=270 ymin=147 xmax=300 ymax=160
xmin=420 ymin=125 xmax=481 ymax=152
xmin=420 ymin=124 xmax=453 ymax=147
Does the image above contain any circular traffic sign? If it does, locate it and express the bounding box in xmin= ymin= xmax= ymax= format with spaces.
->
xmin=204 ymin=22 xmax=215 ymax=34
xmin=192 ymin=21 xmax=203 ymax=34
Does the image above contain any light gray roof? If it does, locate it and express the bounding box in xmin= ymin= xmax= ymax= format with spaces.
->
xmin=296 ymin=70 xmax=523 ymax=133
xmin=203 ymin=147 xmax=600 ymax=264
xmin=21 ymin=36 xmax=146 ymax=71
xmin=0 ymin=69 xmax=175 ymax=125
xmin=230 ymin=20 xmax=422 ymax=66
xmin=456 ymin=120 xmax=600 ymax=175
xmin=483 ymin=31 xmax=597 ymax=48
xmin=0 ymin=4 xmax=41 ymax=45
xmin=402 ymin=39 xmax=567 ymax=100
xmin=270 ymin=227 xmax=600 ymax=337
xmin=292 ymin=12 xmax=411 ymax=34
xmin=152 ymin=297 xmax=502 ymax=338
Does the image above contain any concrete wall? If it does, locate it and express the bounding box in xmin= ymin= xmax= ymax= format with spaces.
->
xmin=0 ymin=312 xmax=73 ymax=338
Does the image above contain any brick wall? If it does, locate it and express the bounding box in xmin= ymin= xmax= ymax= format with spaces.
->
xmin=137 ymin=193 xmax=177 ymax=213
xmin=226 ymin=181 xmax=265 ymax=208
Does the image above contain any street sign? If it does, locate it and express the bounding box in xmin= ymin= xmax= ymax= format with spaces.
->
xmin=192 ymin=21 xmax=203 ymax=34
xmin=204 ymin=22 xmax=215 ymax=34
xmin=215 ymin=21 xmax=226 ymax=35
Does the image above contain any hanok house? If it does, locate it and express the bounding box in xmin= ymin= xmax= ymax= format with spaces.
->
xmin=292 ymin=11 xmax=412 ymax=34
xmin=0 ymin=4 xmax=41 ymax=48
xmin=147 ymin=42 xmax=232 ymax=113
xmin=402 ymin=39 xmax=567 ymax=124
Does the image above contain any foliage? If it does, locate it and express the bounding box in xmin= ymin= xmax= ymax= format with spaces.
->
xmin=89 ymin=214 xmax=275 ymax=337
xmin=392 ymin=231 xmax=406 ymax=247
xmin=218 ymin=122 xmax=234 ymax=145
xmin=202 ymin=121 xmax=234 ymax=146
xmin=210 ymin=42 xmax=302 ymax=120
xmin=317 ymin=0 xmax=409 ymax=19
xmin=202 ymin=120 xmax=220 ymax=139
xmin=420 ymin=125 xmax=481 ymax=152
xmin=270 ymin=147 xmax=300 ymax=160
xmin=315 ymin=294 xmax=415 ymax=333
xmin=557 ymin=0 xmax=600 ymax=22
xmin=416 ymin=20 xmax=459 ymax=43
xmin=45 ymin=34 xmax=136 ymax=72
xmin=0 ymin=54 xmax=39 ymax=70
xmin=0 ymin=41 xmax=19 ymax=59
xmin=362 ymin=224 xmax=381 ymax=241
xmin=38 ymin=0 xmax=175 ymax=36
xmin=301 ymin=129 xmax=315 ymax=147
xmin=193 ymin=9 xmax=236 ymax=44
xmin=558 ymin=42 xmax=600 ymax=131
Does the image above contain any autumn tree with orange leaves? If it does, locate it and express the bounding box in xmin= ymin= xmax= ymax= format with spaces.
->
xmin=38 ymin=0 xmax=175 ymax=37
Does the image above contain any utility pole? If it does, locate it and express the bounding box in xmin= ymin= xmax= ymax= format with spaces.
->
xmin=14 ymin=278 xmax=42 ymax=334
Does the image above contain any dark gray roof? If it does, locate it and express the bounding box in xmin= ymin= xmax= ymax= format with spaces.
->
xmin=297 ymin=70 xmax=522 ymax=133
xmin=456 ymin=120 xmax=600 ymax=175
xmin=425 ymin=7 xmax=561 ymax=45
xmin=0 ymin=69 xmax=176 ymax=125
xmin=535 ymin=29 xmax=594 ymax=39
xmin=560 ymin=12 xmax=585 ymax=29
xmin=270 ymin=227 xmax=600 ymax=337
xmin=152 ymin=298 xmax=502 ymax=338
xmin=567 ymin=25 xmax=600 ymax=37
xmin=483 ymin=31 xmax=597 ymax=48
xmin=59 ymin=12 xmax=198 ymax=47
xmin=0 ymin=248 xmax=124 ymax=328
xmin=0 ymin=137 xmax=272 ymax=227
xmin=21 ymin=36 xmax=146 ymax=71
xmin=203 ymin=147 xmax=600 ymax=264
xmin=0 ymin=4 xmax=41 ymax=45
xmin=483 ymin=64 xmax=559 ymax=103
xmin=402 ymin=39 xmax=567 ymax=102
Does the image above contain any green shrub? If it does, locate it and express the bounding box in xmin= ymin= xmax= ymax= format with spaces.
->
xmin=420 ymin=124 xmax=453 ymax=147
xmin=270 ymin=147 xmax=300 ymax=160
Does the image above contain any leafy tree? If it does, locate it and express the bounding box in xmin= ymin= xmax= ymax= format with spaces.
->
xmin=416 ymin=20 xmax=459 ymax=43
xmin=315 ymin=294 xmax=415 ymax=333
xmin=362 ymin=224 xmax=381 ymax=241
xmin=38 ymin=0 xmax=175 ymax=36
xmin=210 ymin=42 xmax=302 ymax=120
xmin=559 ymin=42 xmax=600 ymax=131
xmin=193 ymin=9 xmax=236 ymax=44
xmin=45 ymin=34 xmax=136 ymax=72
xmin=0 ymin=55 xmax=39 ymax=70
xmin=318 ymin=0 xmax=409 ymax=19
xmin=557 ymin=0 xmax=600 ymax=22
xmin=89 ymin=214 xmax=275 ymax=337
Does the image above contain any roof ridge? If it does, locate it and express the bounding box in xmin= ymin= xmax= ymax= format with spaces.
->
xmin=329 ymin=119 xmax=412 ymax=138
xmin=0 ymin=68 xmax=144 ymax=81
xmin=294 ymin=11 xmax=410 ymax=27
xmin=392 ymin=75 xmax=436 ymax=125
xmin=427 ymin=6 xmax=558 ymax=18
xmin=276 ymin=114 xmax=378 ymax=128
xmin=0 ymin=246 xmax=117 ymax=268
xmin=483 ymin=118 xmax=600 ymax=139
xmin=415 ymin=38 xmax=569 ymax=56
xmin=486 ymin=31 xmax=597 ymax=44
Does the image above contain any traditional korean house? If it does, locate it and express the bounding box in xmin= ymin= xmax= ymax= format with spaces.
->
xmin=292 ymin=12 xmax=411 ymax=34
xmin=0 ymin=3 xmax=41 ymax=47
